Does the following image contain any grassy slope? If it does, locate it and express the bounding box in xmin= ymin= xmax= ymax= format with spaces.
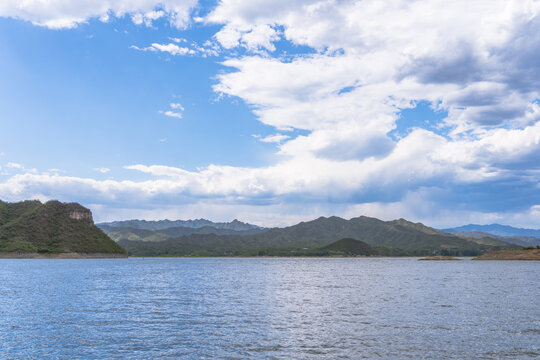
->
xmin=0 ymin=200 xmax=125 ymax=254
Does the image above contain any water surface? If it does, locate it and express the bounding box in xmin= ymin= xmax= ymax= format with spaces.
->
xmin=0 ymin=258 xmax=538 ymax=359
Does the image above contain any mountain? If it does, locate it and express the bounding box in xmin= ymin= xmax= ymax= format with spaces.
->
xmin=448 ymin=231 xmax=540 ymax=247
xmin=97 ymin=218 xmax=262 ymax=232
xmin=96 ymin=219 xmax=263 ymax=235
xmin=119 ymin=215 xmax=518 ymax=257
xmin=442 ymin=223 xmax=540 ymax=238
xmin=104 ymin=225 xmax=265 ymax=243
xmin=0 ymin=200 xmax=126 ymax=256
xmin=245 ymin=216 xmax=514 ymax=253
xmin=442 ymin=224 xmax=540 ymax=247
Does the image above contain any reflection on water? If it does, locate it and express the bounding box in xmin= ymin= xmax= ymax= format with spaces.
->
xmin=0 ymin=258 xmax=538 ymax=359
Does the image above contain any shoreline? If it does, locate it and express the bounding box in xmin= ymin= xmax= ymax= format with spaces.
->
xmin=0 ymin=252 xmax=128 ymax=259
xmin=472 ymin=249 xmax=540 ymax=260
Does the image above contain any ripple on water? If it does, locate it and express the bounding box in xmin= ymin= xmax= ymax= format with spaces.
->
xmin=0 ymin=257 xmax=538 ymax=359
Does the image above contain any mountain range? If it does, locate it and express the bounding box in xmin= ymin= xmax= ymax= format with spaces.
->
xmin=1 ymin=198 xmax=530 ymax=258
xmin=112 ymin=216 xmax=519 ymax=257
xmin=98 ymin=218 xmax=262 ymax=232
xmin=441 ymin=224 xmax=540 ymax=247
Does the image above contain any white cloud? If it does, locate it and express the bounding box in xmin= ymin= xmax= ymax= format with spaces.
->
xmin=131 ymin=40 xmax=219 ymax=57
xmin=159 ymin=102 xmax=184 ymax=119
xmin=5 ymin=162 xmax=38 ymax=174
xmin=259 ymin=134 xmax=290 ymax=143
xmin=213 ymin=24 xmax=242 ymax=49
xmin=213 ymin=24 xmax=279 ymax=51
xmin=7 ymin=162 xmax=24 ymax=170
xmin=131 ymin=43 xmax=195 ymax=56
xmin=99 ymin=13 xmax=110 ymax=23
xmin=169 ymin=37 xmax=187 ymax=43
xmin=94 ymin=168 xmax=111 ymax=174
xmin=162 ymin=111 xmax=183 ymax=119
xmin=1 ymin=168 xmax=539 ymax=227
xmin=170 ymin=103 xmax=184 ymax=110
xmin=0 ymin=0 xmax=198 ymax=29
xmin=210 ymin=0 xmax=540 ymax=130
xmin=208 ymin=0 xmax=540 ymax=187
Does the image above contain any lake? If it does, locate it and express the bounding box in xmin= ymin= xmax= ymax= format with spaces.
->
xmin=0 ymin=258 xmax=538 ymax=359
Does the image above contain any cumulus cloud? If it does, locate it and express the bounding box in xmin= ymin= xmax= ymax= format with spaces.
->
xmin=159 ymin=102 xmax=184 ymax=119
xmin=170 ymin=103 xmax=184 ymax=110
xmin=0 ymin=0 xmax=197 ymax=29
xmin=213 ymin=24 xmax=280 ymax=51
xmin=169 ymin=37 xmax=187 ymax=43
xmin=6 ymin=162 xmax=38 ymax=173
xmin=209 ymin=1 xmax=540 ymax=169
xmin=211 ymin=0 xmax=540 ymax=129
xmin=0 ymin=159 xmax=539 ymax=227
xmin=94 ymin=168 xmax=110 ymax=174
xmin=131 ymin=43 xmax=196 ymax=56
xmin=162 ymin=111 xmax=183 ymax=119
xmin=131 ymin=40 xmax=220 ymax=57
xmin=7 ymin=162 xmax=24 ymax=170
xmin=253 ymin=134 xmax=290 ymax=143
xmin=205 ymin=0 xmax=540 ymax=223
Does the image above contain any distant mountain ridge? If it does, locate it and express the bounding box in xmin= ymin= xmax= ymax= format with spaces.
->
xmin=104 ymin=225 xmax=265 ymax=243
xmin=442 ymin=224 xmax=540 ymax=247
xmin=97 ymin=218 xmax=263 ymax=232
xmin=446 ymin=231 xmax=540 ymax=247
xmin=442 ymin=223 xmax=540 ymax=237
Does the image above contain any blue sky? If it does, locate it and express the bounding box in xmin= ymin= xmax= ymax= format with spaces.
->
xmin=1 ymin=1 xmax=539 ymax=227
xmin=0 ymin=16 xmax=280 ymax=174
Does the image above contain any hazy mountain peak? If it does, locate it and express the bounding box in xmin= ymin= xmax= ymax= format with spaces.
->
xmin=97 ymin=218 xmax=263 ymax=232
xmin=442 ymin=224 xmax=540 ymax=238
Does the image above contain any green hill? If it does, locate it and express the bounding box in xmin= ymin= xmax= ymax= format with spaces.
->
xmin=0 ymin=199 xmax=126 ymax=255
xmin=105 ymin=225 xmax=265 ymax=243
xmin=241 ymin=216 xmax=516 ymax=255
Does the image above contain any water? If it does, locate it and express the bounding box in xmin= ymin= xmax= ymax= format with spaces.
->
xmin=0 ymin=258 xmax=538 ymax=359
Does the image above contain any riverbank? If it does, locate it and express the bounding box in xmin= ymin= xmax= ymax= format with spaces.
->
xmin=472 ymin=248 xmax=540 ymax=260
xmin=0 ymin=252 xmax=128 ymax=259
xmin=419 ymin=256 xmax=461 ymax=260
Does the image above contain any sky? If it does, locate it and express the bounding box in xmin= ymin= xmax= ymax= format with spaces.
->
xmin=0 ymin=0 xmax=539 ymax=228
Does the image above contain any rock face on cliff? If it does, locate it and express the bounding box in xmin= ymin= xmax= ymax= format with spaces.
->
xmin=0 ymin=200 xmax=126 ymax=256
xmin=68 ymin=209 xmax=93 ymax=223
